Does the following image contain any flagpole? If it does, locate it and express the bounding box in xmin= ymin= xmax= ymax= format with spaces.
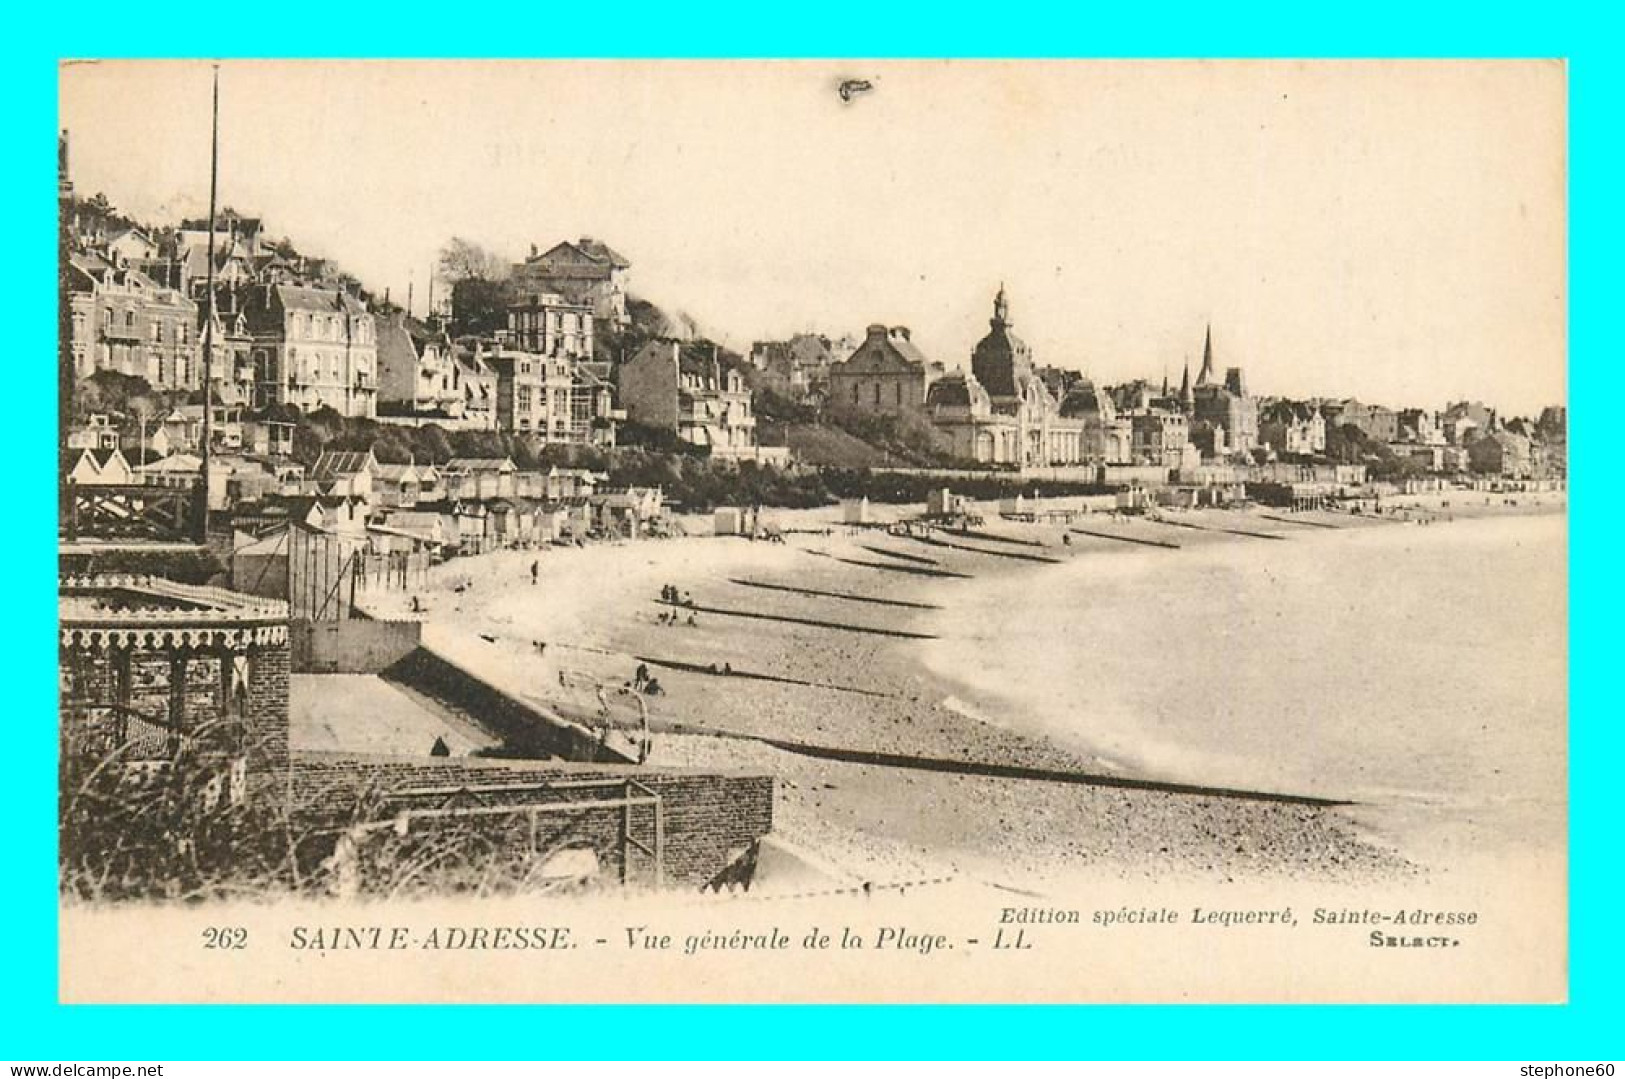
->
xmin=199 ymin=64 xmax=219 ymax=543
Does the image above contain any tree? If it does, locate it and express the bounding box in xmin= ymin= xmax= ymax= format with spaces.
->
xmin=449 ymin=278 xmax=513 ymax=337
xmin=408 ymin=424 xmax=454 ymax=465
xmin=1324 ymin=423 xmax=1374 ymax=465
xmin=436 ymin=237 xmax=507 ymax=284
xmin=76 ymin=370 xmax=158 ymax=425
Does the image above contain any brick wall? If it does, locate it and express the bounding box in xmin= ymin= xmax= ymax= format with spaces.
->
xmin=62 ymin=636 xmax=288 ymax=777
xmin=246 ymin=639 xmax=290 ymax=782
xmin=286 ymin=751 xmax=774 ymax=888
xmin=291 ymin=618 xmax=421 ymax=673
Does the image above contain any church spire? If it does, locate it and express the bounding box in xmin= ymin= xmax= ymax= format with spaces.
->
xmin=992 ymin=283 xmax=1009 ymax=327
xmin=1180 ymin=358 xmax=1193 ymax=409
xmin=1197 ymin=323 xmax=1215 ymax=385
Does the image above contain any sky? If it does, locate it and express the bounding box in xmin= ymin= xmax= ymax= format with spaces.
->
xmin=58 ymin=59 xmax=1567 ymax=415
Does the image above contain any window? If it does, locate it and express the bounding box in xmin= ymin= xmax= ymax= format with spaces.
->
xmin=873 ymin=383 xmax=881 ymax=406
xmin=125 ymin=310 xmax=135 ymax=328
xmin=852 ymin=384 xmax=860 ymax=405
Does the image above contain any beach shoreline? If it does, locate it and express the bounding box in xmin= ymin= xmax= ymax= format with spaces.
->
xmin=354 ymin=491 xmax=1565 ymax=890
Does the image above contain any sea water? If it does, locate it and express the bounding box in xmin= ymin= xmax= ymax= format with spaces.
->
xmin=923 ymin=512 xmax=1567 ymax=860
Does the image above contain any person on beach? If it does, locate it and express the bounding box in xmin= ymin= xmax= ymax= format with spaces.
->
xmin=687 ymin=613 xmax=697 ymax=627
xmin=530 ymin=560 xmax=539 ymax=585
xmin=635 ymin=662 xmax=650 ymax=688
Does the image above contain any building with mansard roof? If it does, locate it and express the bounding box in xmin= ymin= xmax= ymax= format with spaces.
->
xmin=66 ymin=251 xmax=200 ymax=390
xmin=510 ymin=238 xmax=631 ymax=329
xmin=241 ymin=283 xmax=377 ymax=417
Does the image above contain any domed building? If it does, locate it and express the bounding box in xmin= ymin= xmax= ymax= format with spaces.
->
xmin=925 ymin=371 xmax=1020 ymax=463
xmin=971 ymin=285 xmax=1037 ymax=402
xmin=944 ymin=286 xmax=1093 ymax=466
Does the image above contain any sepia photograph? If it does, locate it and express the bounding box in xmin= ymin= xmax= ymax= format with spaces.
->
xmin=53 ymin=58 xmax=1567 ymax=1005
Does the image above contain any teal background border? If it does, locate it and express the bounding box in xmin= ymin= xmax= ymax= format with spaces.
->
xmin=7 ymin=1 xmax=1617 ymax=1060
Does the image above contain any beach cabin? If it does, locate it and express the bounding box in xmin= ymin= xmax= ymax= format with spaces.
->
xmin=999 ymin=494 xmax=1031 ymax=520
xmin=714 ymin=506 xmax=755 ymax=536
xmin=62 ymin=446 xmax=136 ymax=487
xmin=532 ymin=505 xmax=566 ymax=544
xmin=1115 ymin=487 xmax=1152 ymax=513
xmin=513 ymin=470 xmax=546 ymax=501
xmin=450 ymin=500 xmax=491 ymax=554
xmin=1156 ymin=486 xmax=1203 ymax=510
xmin=377 ymin=510 xmax=448 ymax=549
xmin=443 ymin=457 xmax=517 ymax=501
xmin=591 ymin=487 xmax=664 ymax=538
xmin=309 ymin=450 xmax=379 ymax=501
xmin=562 ymin=502 xmax=593 ymax=542
xmin=414 ymin=464 xmax=444 ymax=503
xmin=373 ymin=463 xmax=424 ymax=509
xmin=486 ymin=499 xmax=522 ymax=547
xmin=556 ymin=468 xmax=602 ymax=501
xmin=373 ymin=510 xmax=448 ymax=552
xmin=842 ymin=497 xmax=872 ymax=525
xmin=279 ymin=495 xmax=369 ymax=538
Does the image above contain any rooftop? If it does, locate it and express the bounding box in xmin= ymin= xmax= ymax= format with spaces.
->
xmin=60 ymin=574 xmax=289 ymax=648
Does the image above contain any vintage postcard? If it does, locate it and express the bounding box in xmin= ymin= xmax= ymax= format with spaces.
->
xmin=55 ymin=58 xmax=1567 ymax=1003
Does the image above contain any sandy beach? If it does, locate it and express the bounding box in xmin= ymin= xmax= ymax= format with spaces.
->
xmin=356 ymin=489 xmax=1566 ymax=891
